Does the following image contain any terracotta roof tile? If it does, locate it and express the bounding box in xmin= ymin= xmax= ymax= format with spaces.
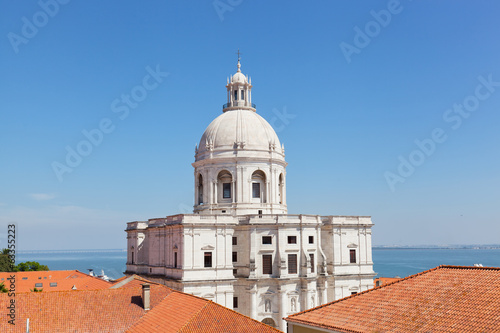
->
xmin=0 ymin=270 xmax=112 ymax=292
xmin=286 ymin=265 xmax=500 ymax=333
xmin=127 ymin=290 xmax=282 ymax=333
xmin=0 ymin=283 xmax=171 ymax=333
xmin=0 ymin=274 xmax=281 ymax=332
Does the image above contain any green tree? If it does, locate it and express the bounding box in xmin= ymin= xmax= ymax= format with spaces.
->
xmin=0 ymin=249 xmax=15 ymax=272
xmin=0 ymin=283 xmax=8 ymax=293
xmin=15 ymin=261 xmax=49 ymax=271
xmin=30 ymin=287 xmax=43 ymax=292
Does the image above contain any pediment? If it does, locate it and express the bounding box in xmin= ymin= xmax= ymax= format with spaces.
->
xmin=347 ymin=243 xmax=358 ymax=248
xmin=201 ymin=245 xmax=215 ymax=250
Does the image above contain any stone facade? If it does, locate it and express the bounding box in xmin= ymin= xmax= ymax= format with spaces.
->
xmin=125 ymin=58 xmax=375 ymax=331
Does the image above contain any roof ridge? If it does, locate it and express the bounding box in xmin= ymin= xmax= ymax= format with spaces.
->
xmin=287 ymin=265 xmax=444 ymax=319
xmin=440 ymin=264 xmax=500 ymax=270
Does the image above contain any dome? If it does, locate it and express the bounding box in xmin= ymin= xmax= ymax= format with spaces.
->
xmin=196 ymin=109 xmax=284 ymax=161
xmin=232 ymin=72 xmax=247 ymax=83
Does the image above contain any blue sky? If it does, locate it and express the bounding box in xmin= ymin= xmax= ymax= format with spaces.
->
xmin=1 ymin=0 xmax=499 ymax=250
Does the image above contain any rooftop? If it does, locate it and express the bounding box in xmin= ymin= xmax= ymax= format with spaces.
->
xmin=0 ymin=275 xmax=281 ymax=333
xmin=0 ymin=270 xmax=112 ymax=292
xmin=286 ymin=265 xmax=500 ymax=332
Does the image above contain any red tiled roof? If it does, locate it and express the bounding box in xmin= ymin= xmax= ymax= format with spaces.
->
xmin=127 ymin=291 xmax=282 ymax=333
xmin=0 ymin=275 xmax=282 ymax=332
xmin=373 ymin=276 xmax=401 ymax=288
xmin=286 ymin=265 xmax=500 ymax=333
xmin=0 ymin=270 xmax=112 ymax=292
xmin=0 ymin=283 xmax=171 ymax=333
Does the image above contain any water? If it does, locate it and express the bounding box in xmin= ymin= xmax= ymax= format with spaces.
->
xmin=16 ymin=250 xmax=127 ymax=280
xmin=15 ymin=248 xmax=500 ymax=280
xmin=373 ymin=248 xmax=500 ymax=278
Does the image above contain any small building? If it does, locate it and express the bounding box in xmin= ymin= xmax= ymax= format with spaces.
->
xmin=0 ymin=270 xmax=112 ymax=292
xmin=285 ymin=265 xmax=500 ymax=332
xmin=373 ymin=276 xmax=401 ymax=287
xmin=125 ymin=57 xmax=375 ymax=331
xmin=0 ymin=275 xmax=281 ymax=332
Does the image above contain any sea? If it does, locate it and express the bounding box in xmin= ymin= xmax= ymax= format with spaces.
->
xmin=16 ymin=247 xmax=500 ymax=280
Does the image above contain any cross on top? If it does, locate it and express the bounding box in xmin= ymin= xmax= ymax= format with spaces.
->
xmin=236 ymin=49 xmax=241 ymax=61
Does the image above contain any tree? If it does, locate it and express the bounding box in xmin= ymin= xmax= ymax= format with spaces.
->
xmin=0 ymin=249 xmax=49 ymax=272
xmin=0 ymin=249 xmax=14 ymax=272
xmin=0 ymin=283 xmax=8 ymax=293
xmin=15 ymin=261 xmax=49 ymax=272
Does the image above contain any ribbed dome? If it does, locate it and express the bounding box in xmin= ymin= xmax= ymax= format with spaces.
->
xmin=232 ymin=72 xmax=247 ymax=83
xmin=196 ymin=109 xmax=284 ymax=161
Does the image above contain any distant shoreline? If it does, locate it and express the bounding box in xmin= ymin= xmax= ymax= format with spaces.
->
xmin=373 ymin=245 xmax=500 ymax=250
xmin=15 ymin=246 xmax=500 ymax=253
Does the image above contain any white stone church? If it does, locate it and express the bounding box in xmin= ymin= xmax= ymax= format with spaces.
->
xmin=125 ymin=58 xmax=375 ymax=331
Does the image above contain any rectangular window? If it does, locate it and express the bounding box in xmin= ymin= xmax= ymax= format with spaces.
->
xmin=252 ymin=183 xmax=260 ymax=198
xmin=174 ymin=252 xmax=178 ymax=268
xmin=204 ymin=252 xmax=212 ymax=268
xmin=350 ymin=249 xmax=356 ymax=264
xmin=262 ymin=236 xmax=272 ymax=244
xmin=309 ymin=253 xmax=315 ymax=273
xmin=351 ymin=292 xmax=357 ymax=295
xmin=258 ymin=209 xmax=263 ymax=218
xmin=241 ymin=90 xmax=245 ymax=100
xmin=309 ymin=236 xmax=314 ymax=244
xmin=223 ymin=183 xmax=231 ymax=198
xmin=288 ymin=254 xmax=297 ymax=274
xmin=262 ymin=255 xmax=272 ymax=274
xmin=234 ymin=90 xmax=238 ymax=101
xmin=233 ymin=296 xmax=239 ymax=308
xmin=35 ymin=283 xmax=43 ymax=288
xmin=232 ymin=252 xmax=237 ymax=262
xmin=50 ymin=282 xmax=57 ymax=287
xmin=233 ymin=268 xmax=237 ymax=275
xmin=232 ymin=237 xmax=237 ymax=246
xmin=288 ymin=236 xmax=297 ymax=244
xmin=131 ymin=251 xmax=134 ymax=264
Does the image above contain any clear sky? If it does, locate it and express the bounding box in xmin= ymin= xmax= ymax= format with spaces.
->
xmin=1 ymin=0 xmax=499 ymax=250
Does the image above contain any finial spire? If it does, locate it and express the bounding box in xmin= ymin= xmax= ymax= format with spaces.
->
xmin=236 ymin=48 xmax=241 ymax=72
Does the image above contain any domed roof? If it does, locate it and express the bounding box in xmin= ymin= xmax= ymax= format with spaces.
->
xmin=196 ymin=109 xmax=284 ymax=161
xmin=232 ymin=71 xmax=247 ymax=83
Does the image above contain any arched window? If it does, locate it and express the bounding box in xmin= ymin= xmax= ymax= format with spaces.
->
xmin=251 ymin=170 xmax=266 ymax=203
xmin=234 ymin=90 xmax=238 ymax=101
xmin=198 ymin=174 xmax=203 ymax=205
xmin=262 ymin=318 xmax=276 ymax=328
xmin=217 ymin=170 xmax=232 ymax=203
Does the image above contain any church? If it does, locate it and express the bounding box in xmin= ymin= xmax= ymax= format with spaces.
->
xmin=125 ymin=56 xmax=375 ymax=331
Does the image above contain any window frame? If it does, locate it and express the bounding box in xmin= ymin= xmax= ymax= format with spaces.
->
xmin=222 ymin=183 xmax=231 ymax=199
xmin=288 ymin=254 xmax=298 ymax=274
xmin=204 ymin=252 xmax=213 ymax=268
xmin=287 ymin=235 xmax=297 ymax=244
xmin=349 ymin=249 xmax=357 ymax=264
xmin=252 ymin=182 xmax=261 ymax=198
xmin=309 ymin=253 xmax=315 ymax=273
xmin=262 ymin=254 xmax=273 ymax=275
xmin=262 ymin=236 xmax=272 ymax=245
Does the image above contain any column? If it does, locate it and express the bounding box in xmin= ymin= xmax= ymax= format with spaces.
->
xmin=250 ymin=286 xmax=257 ymax=319
xmin=279 ymin=286 xmax=287 ymax=331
